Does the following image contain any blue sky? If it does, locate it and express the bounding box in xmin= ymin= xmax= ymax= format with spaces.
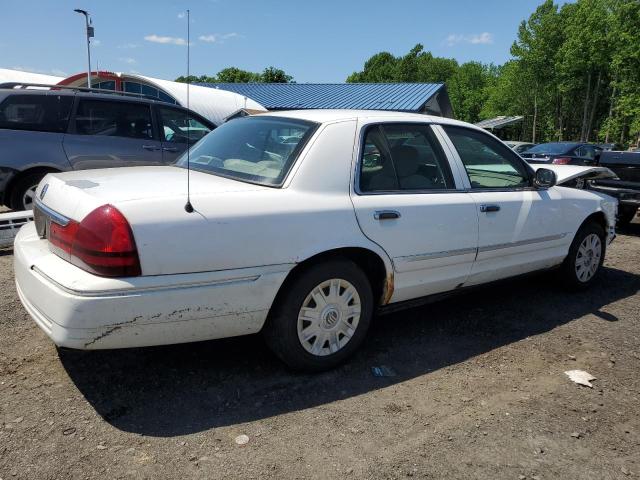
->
xmin=2 ymin=0 xmax=565 ymax=83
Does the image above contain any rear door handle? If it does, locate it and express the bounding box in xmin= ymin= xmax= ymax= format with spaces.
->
xmin=142 ymin=145 xmax=161 ymax=151
xmin=162 ymin=146 xmax=180 ymax=152
xmin=480 ymin=204 xmax=501 ymax=213
xmin=374 ymin=210 xmax=401 ymax=220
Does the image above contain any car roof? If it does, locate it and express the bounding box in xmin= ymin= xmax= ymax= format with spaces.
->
xmin=258 ymin=109 xmax=477 ymax=129
xmin=0 ymin=87 xmax=167 ymax=105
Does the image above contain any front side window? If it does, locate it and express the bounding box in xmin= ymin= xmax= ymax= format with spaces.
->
xmin=74 ymin=100 xmax=153 ymax=139
xmin=0 ymin=94 xmax=73 ymax=133
xmin=158 ymin=107 xmax=212 ymax=144
xmin=359 ymin=123 xmax=454 ymax=192
xmin=443 ymin=126 xmax=530 ymax=189
xmin=176 ymin=116 xmax=317 ymax=186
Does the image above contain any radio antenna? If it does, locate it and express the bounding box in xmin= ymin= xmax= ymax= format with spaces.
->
xmin=184 ymin=8 xmax=194 ymax=213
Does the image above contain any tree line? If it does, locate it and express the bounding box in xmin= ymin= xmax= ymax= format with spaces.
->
xmin=177 ymin=0 xmax=639 ymax=147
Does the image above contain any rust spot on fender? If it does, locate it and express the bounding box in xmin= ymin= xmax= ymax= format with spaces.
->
xmin=382 ymin=271 xmax=394 ymax=305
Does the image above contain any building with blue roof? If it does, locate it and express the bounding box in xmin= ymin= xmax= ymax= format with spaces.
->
xmin=198 ymin=82 xmax=454 ymax=118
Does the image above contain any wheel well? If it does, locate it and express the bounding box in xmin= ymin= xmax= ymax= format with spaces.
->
xmin=5 ymin=167 xmax=59 ymax=206
xmin=274 ymin=248 xmax=391 ymax=309
xmin=581 ymin=211 xmax=607 ymax=233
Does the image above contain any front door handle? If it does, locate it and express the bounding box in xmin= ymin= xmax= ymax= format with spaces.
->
xmin=480 ymin=204 xmax=501 ymax=213
xmin=374 ymin=210 xmax=401 ymax=220
xmin=142 ymin=145 xmax=161 ymax=151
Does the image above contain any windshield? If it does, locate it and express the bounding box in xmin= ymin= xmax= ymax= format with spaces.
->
xmin=525 ymin=143 xmax=574 ymax=155
xmin=176 ymin=116 xmax=317 ymax=186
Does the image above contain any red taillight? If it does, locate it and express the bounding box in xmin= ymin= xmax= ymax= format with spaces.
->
xmin=49 ymin=205 xmax=141 ymax=277
xmin=552 ymin=157 xmax=571 ymax=165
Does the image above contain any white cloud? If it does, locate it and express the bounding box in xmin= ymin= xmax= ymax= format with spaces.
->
xmin=445 ymin=32 xmax=493 ymax=46
xmin=144 ymin=34 xmax=188 ymax=46
xmin=92 ymin=39 xmax=102 ymax=47
xmin=198 ymin=32 xmax=240 ymax=43
xmin=118 ymin=57 xmax=137 ymax=64
xmin=177 ymin=12 xmax=186 ymax=19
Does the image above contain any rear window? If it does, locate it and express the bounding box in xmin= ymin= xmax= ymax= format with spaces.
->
xmin=176 ymin=116 xmax=317 ymax=186
xmin=0 ymin=94 xmax=73 ymax=133
xmin=525 ymin=143 xmax=574 ymax=155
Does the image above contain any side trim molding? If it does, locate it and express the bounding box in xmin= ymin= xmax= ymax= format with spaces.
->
xmin=478 ymin=232 xmax=569 ymax=253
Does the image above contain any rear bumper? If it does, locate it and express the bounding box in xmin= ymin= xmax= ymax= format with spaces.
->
xmin=14 ymin=223 xmax=292 ymax=350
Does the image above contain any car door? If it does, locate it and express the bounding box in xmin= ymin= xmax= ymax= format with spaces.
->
xmin=63 ymin=98 xmax=164 ymax=170
xmin=439 ymin=125 xmax=567 ymax=286
xmin=156 ymin=105 xmax=214 ymax=164
xmin=351 ymin=122 xmax=479 ymax=302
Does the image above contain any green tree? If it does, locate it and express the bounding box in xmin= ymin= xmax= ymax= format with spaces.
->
xmin=176 ymin=66 xmax=293 ymax=84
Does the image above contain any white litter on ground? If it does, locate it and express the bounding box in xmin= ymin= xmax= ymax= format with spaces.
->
xmin=234 ymin=434 xmax=250 ymax=446
xmin=565 ymin=370 xmax=596 ymax=388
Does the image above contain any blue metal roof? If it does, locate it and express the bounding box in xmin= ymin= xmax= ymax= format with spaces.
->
xmin=196 ymin=82 xmax=451 ymax=115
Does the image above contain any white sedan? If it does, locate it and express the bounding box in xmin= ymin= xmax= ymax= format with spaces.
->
xmin=14 ymin=110 xmax=617 ymax=371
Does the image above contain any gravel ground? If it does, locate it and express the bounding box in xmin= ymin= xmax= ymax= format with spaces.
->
xmin=1 ymin=222 xmax=639 ymax=480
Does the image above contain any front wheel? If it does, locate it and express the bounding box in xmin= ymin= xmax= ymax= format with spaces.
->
xmin=263 ymin=259 xmax=374 ymax=372
xmin=560 ymin=221 xmax=606 ymax=290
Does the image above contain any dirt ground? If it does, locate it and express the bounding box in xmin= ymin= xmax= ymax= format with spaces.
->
xmin=1 ymin=223 xmax=639 ymax=480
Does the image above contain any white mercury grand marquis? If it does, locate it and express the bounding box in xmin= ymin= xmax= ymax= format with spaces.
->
xmin=14 ymin=110 xmax=618 ymax=371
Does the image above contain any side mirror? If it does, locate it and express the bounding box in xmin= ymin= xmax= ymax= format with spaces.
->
xmin=534 ymin=168 xmax=557 ymax=189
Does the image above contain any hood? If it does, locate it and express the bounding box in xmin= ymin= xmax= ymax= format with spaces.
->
xmin=530 ymin=164 xmax=617 ymax=185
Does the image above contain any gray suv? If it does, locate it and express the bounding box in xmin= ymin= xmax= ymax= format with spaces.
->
xmin=0 ymin=86 xmax=215 ymax=210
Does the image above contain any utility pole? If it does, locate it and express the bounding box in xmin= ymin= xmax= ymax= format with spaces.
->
xmin=74 ymin=9 xmax=94 ymax=88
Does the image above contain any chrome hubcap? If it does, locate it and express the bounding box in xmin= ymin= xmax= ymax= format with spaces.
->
xmin=297 ymin=278 xmax=361 ymax=357
xmin=575 ymin=233 xmax=602 ymax=282
xmin=22 ymin=185 xmax=38 ymax=211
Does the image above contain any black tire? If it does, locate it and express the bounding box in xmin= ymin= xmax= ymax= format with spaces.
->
xmin=560 ymin=221 xmax=606 ymax=291
xmin=9 ymin=171 xmax=49 ymax=211
xmin=617 ymin=206 xmax=637 ymax=227
xmin=263 ymin=258 xmax=374 ymax=372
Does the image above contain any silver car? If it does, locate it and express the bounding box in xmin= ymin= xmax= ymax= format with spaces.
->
xmin=0 ymin=87 xmax=214 ymax=210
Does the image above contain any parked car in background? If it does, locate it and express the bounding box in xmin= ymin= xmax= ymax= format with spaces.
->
xmin=588 ymin=150 xmax=640 ymax=226
xmin=598 ymin=143 xmax=622 ymax=152
xmin=0 ymin=86 xmax=215 ymax=210
xmin=504 ymin=141 xmax=536 ymax=154
xmin=521 ymin=142 xmax=602 ymax=166
xmin=15 ymin=110 xmax=617 ymax=371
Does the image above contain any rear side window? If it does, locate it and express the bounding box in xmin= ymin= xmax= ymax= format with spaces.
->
xmin=74 ymin=99 xmax=153 ymax=139
xmin=0 ymin=94 xmax=73 ymax=133
xmin=443 ymin=126 xmax=530 ymax=189
xmin=359 ymin=123 xmax=454 ymax=192
xmin=158 ymin=106 xmax=212 ymax=144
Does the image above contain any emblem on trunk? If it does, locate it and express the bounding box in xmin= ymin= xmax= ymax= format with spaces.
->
xmin=39 ymin=184 xmax=48 ymax=200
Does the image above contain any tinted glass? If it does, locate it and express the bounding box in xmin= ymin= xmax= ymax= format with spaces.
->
xmin=360 ymin=124 xmax=454 ymax=192
xmin=577 ymin=145 xmax=595 ymax=159
xmin=177 ymin=116 xmax=316 ymax=186
xmin=158 ymin=107 xmax=212 ymax=143
xmin=75 ymin=100 xmax=153 ymax=139
xmin=359 ymin=126 xmax=397 ymax=191
xmin=525 ymin=143 xmax=575 ymax=155
xmin=444 ymin=126 xmax=530 ymax=189
xmin=0 ymin=94 xmax=73 ymax=133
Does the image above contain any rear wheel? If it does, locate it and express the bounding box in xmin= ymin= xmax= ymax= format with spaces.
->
xmin=9 ymin=171 xmax=49 ymax=211
xmin=560 ymin=221 xmax=606 ymax=290
xmin=264 ymin=259 xmax=373 ymax=371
